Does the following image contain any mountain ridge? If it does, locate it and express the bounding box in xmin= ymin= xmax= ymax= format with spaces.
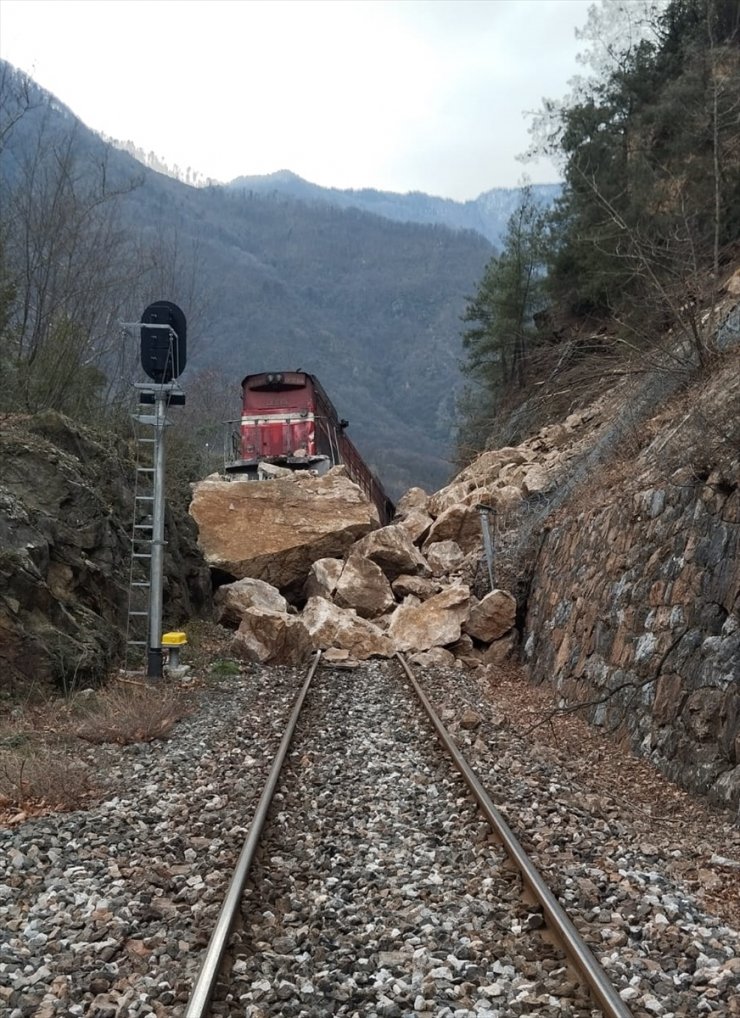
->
xmin=225 ymin=170 xmax=561 ymax=248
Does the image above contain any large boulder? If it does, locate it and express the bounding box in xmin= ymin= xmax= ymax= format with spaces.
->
xmin=387 ymin=584 xmax=470 ymax=653
xmin=423 ymin=504 xmax=482 ymax=554
xmin=301 ymin=597 xmax=394 ymax=659
xmin=464 ymin=589 xmax=517 ymax=642
xmin=397 ymin=509 xmax=433 ymax=545
xmin=189 ymin=467 xmax=379 ymax=597
xmin=304 ymin=558 xmax=344 ymax=600
xmin=334 ymin=555 xmax=395 ymax=619
xmin=426 ymin=539 xmax=465 ymax=577
xmin=215 ymin=577 xmax=288 ymax=628
xmin=351 ymin=525 xmax=431 ymax=582
xmin=232 ymin=607 xmax=313 ymax=666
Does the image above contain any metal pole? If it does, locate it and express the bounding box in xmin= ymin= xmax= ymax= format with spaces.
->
xmin=477 ymin=504 xmax=497 ymax=591
xmin=147 ymin=389 xmax=167 ymax=678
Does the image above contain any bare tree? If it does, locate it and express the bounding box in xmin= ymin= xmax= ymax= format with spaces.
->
xmin=1 ymin=101 xmax=144 ymax=415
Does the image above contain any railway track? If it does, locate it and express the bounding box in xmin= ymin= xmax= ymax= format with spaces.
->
xmin=185 ymin=652 xmax=632 ymax=1018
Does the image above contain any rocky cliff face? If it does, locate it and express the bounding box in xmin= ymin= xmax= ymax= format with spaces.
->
xmin=525 ymin=359 xmax=739 ymax=807
xmin=0 ymin=413 xmax=211 ymax=693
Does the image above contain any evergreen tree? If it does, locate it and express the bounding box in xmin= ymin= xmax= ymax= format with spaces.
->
xmin=457 ymin=188 xmax=548 ymax=452
xmin=545 ymin=0 xmax=740 ymax=350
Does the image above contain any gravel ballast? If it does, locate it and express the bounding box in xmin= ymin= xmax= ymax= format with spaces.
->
xmin=0 ymin=659 xmax=738 ymax=1017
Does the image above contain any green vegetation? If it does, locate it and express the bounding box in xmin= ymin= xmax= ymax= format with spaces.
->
xmin=458 ymin=0 xmax=740 ymax=456
xmin=209 ymin=659 xmax=242 ymax=679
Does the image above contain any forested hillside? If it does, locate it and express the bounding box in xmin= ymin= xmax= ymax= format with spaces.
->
xmin=225 ymin=169 xmax=560 ymax=248
xmin=457 ymin=0 xmax=740 ymax=453
xmin=0 ymin=63 xmax=492 ymax=497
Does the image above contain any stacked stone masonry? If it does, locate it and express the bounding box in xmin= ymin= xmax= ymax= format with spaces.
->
xmin=525 ymin=468 xmax=739 ymax=808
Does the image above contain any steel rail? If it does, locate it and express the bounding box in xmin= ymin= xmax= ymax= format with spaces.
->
xmin=396 ymin=653 xmax=633 ymax=1018
xmin=185 ymin=650 xmax=323 ymax=1017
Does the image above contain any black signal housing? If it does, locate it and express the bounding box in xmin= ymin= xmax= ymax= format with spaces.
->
xmin=140 ymin=301 xmax=187 ymax=383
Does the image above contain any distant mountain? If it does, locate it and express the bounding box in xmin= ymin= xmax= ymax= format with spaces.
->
xmin=1 ymin=65 xmax=494 ymax=497
xmin=226 ymin=170 xmax=561 ymax=248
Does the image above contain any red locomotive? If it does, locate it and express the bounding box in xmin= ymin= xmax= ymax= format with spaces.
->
xmin=226 ymin=371 xmax=395 ymax=523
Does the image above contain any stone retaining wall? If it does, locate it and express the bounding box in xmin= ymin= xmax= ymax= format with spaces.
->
xmin=525 ymin=455 xmax=739 ymax=807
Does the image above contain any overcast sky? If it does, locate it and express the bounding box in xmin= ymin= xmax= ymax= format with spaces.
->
xmin=0 ymin=0 xmax=591 ymax=200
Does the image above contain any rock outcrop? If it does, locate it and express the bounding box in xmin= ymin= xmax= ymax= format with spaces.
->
xmin=0 ymin=412 xmax=211 ymax=692
xmin=524 ymin=357 xmax=740 ymax=807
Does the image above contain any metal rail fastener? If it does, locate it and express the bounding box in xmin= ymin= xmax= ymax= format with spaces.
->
xmin=185 ymin=650 xmax=323 ymax=1018
xmin=396 ymin=653 xmax=633 ymax=1018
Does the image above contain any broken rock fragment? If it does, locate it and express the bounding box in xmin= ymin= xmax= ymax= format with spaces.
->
xmin=304 ymin=558 xmax=344 ymax=601
xmin=391 ymin=574 xmax=441 ymax=601
xmin=395 ymin=486 xmax=430 ymax=515
xmin=425 ymin=539 xmax=464 ymax=577
xmin=231 ymin=607 xmax=313 ymax=666
xmin=301 ymin=597 xmax=394 ymax=659
xmin=397 ymin=509 xmax=433 ymax=545
xmin=464 ymin=589 xmax=517 ymax=642
xmin=351 ymin=525 xmax=431 ymax=582
xmin=334 ymin=555 xmax=396 ymax=619
xmin=215 ymin=577 xmax=288 ymax=628
xmin=388 ymin=584 xmax=470 ymax=653
xmin=424 ymin=504 xmax=481 ymax=554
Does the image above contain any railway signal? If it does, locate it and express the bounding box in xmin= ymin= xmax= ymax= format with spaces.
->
xmin=126 ymin=302 xmax=187 ymax=679
xmin=140 ymin=300 xmax=187 ymax=383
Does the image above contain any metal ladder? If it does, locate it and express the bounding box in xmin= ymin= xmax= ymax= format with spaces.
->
xmin=124 ymin=423 xmax=157 ymax=670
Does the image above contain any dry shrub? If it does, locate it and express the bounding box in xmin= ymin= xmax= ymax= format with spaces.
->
xmin=74 ymin=680 xmax=191 ymax=745
xmin=0 ymin=744 xmax=95 ymax=811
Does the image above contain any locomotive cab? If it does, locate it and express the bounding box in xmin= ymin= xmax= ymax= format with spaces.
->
xmin=224 ymin=370 xmax=395 ymax=523
xmin=227 ymin=371 xmax=339 ymax=475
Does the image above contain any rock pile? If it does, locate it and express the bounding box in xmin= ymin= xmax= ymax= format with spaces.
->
xmin=193 ymin=471 xmax=526 ymax=667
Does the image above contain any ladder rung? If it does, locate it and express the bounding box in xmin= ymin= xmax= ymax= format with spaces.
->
xmin=138 ymin=438 xmax=156 ymax=444
xmin=132 ymin=582 xmax=150 ymax=587
xmin=133 ymin=553 xmax=151 ymax=559
xmin=136 ymin=496 xmax=154 ymax=501
xmin=134 ymin=524 xmax=152 ymax=530
xmin=137 ymin=467 xmax=155 ymax=473
xmin=128 ymin=611 xmax=148 ymax=617
xmin=127 ymin=640 xmax=148 ymax=646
